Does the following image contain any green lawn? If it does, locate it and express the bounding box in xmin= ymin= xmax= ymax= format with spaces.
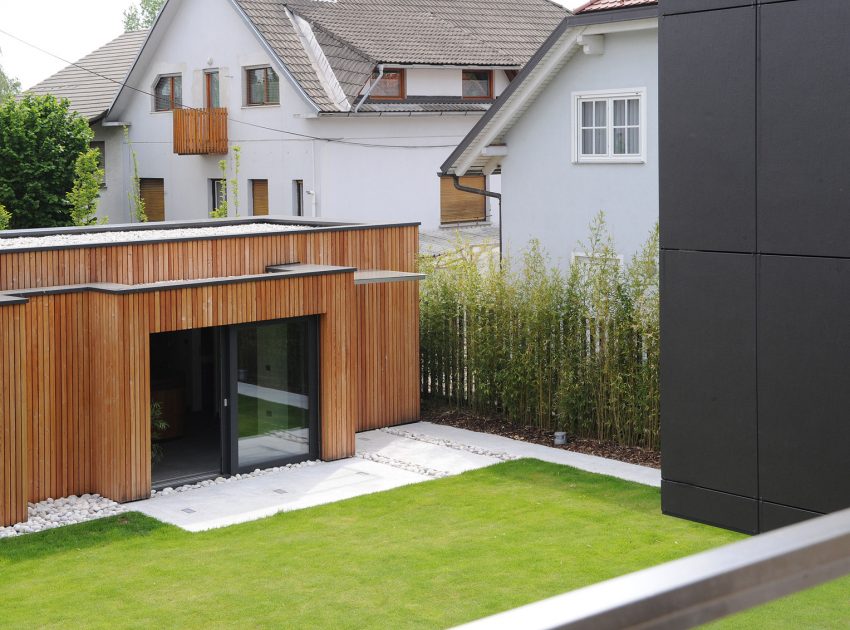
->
xmin=237 ymin=393 xmax=309 ymax=438
xmin=0 ymin=460 xmax=846 ymax=628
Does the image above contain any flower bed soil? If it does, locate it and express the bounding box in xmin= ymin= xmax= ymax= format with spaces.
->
xmin=420 ymin=401 xmax=660 ymax=469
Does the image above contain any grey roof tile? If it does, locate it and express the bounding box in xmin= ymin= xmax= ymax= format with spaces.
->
xmin=237 ymin=0 xmax=567 ymax=111
xmin=24 ymin=30 xmax=148 ymax=121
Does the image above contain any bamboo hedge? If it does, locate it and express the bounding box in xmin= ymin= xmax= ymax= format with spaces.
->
xmin=420 ymin=214 xmax=660 ymax=450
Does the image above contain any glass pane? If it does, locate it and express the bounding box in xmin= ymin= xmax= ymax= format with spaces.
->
xmin=627 ymin=98 xmax=640 ymax=125
xmin=248 ymin=69 xmax=264 ymax=105
xmin=237 ymin=320 xmax=311 ymax=468
xmin=628 ymin=127 xmax=640 ymax=154
xmin=207 ymin=72 xmax=220 ymax=108
xmin=155 ymin=77 xmax=171 ymax=111
xmin=371 ymin=70 xmax=402 ymax=98
xmin=581 ymin=100 xmax=594 ymax=127
xmin=582 ymin=129 xmax=594 ymax=155
xmin=462 ymin=70 xmax=492 ymax=98
xmin=613 ymin=99 xmax=626 ymax=126
xmin=594 ymin=129 xmax=607 ymax=155
xmin=266 ymin=69 xmax=280 ymax=104
xmin=614 ymin=128 xmax=626 ymax=154
xmin=594 ymin=100 xmax=606 ymax=126
xmin=172 ymin=76 xmax=182 ymax=108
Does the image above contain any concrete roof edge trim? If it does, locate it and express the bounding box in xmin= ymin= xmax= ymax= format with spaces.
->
xmin=440 ymin=4 xmax=660 ymax=176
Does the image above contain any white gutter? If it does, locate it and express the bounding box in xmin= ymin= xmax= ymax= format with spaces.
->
xmin=354 ymin=64 xmax=383 ymax=113
xmin=452 ymin=27 xmax=585 ymax=177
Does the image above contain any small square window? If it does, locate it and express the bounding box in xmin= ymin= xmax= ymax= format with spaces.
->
xmin=246 ymin=67 xmax=280 ymax=106
xmin=154 ymin=75 xmax=182 ymax=112
xmin=574 ymin=90 xmax=645 ymax=163
xmin=368 ymin=68 xmax=405 ymax=99
xmin=462 ymin=70 xmax=493 ymax=99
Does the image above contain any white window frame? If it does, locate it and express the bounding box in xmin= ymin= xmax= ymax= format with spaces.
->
xmin=571 ymin=88 xmax=647 ymax=164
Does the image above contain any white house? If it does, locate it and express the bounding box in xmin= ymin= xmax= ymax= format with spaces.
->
xmin=28 ymin=0 xmax=566 ymax=230
xmin=24 ymin=30 xmax=149 ymax=220
xmin=440 ymin=0 xmax=659 ymax=264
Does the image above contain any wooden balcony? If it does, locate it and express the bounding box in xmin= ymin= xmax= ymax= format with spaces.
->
xmin=173 ymin=107 xmax=228 ymax=155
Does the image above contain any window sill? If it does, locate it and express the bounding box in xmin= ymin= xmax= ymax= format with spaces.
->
xmin=242 ymin=104 xmax=281 ymax=109
xmin=573 ymin=157 xmax=646 ymax=165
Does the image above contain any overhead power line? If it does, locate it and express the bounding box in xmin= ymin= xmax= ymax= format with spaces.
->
xmin=0 ymin=28 xmax=463 ymax=150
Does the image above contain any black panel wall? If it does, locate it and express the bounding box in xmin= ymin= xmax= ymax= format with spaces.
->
xmin=660 ymin=0 xmax=850 ymax=534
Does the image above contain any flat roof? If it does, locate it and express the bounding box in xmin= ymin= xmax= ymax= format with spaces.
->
xmin=0 ymin=217 xmax=420 ymax=254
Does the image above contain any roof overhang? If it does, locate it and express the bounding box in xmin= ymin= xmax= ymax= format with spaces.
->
xmin=105 ymin=0 xmax=322 ymax=121
xmin=440 ymin=5 xmax=659 ymax=178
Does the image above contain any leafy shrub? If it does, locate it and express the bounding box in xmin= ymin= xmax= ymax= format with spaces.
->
xmin=420 ymin=213 xmax=660 ymax=450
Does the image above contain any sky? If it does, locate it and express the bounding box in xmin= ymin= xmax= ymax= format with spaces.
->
xmin=0 ymin=0 xmax=586 ymax=91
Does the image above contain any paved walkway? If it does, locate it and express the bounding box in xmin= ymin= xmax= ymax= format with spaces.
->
xmin=131 ymin=422 xmax=660 ymax=532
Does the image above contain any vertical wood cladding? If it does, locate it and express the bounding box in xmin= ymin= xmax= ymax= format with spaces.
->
xmin=0 ymin=225 xmax=419 ymax=525
xmin=0 ymin=226 xmax=419 ymax=291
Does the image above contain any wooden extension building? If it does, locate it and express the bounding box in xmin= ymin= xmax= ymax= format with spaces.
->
xmin=0 ymin=218 xmax=422 ymax=527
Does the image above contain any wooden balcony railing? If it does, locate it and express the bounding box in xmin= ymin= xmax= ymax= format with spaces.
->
xmin=173 ymin=107 xmax=228 ymax=155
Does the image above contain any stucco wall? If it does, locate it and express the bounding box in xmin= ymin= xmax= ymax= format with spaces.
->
xmin=104 ymin=0 xmax=505 ymax=230
xmin=500 ymin=27 xmax=658 ymax=266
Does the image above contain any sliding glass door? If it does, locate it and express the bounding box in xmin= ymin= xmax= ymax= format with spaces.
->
xmin=229 ymin=317 xmax=319 ymax=472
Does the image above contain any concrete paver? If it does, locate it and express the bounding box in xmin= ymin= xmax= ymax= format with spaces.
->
xmin=131 ymin=422 xmax=660 ymax=532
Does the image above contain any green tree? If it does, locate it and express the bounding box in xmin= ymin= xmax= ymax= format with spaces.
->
xmin=123 ymin=0 xmax=166 ymax=31
xmin=0 ymin=49 xmax=22 ymax=102
xmin=0 ymin=202 xmax=11 ymax=230
xmin=66 ymin=148 xmax=105 ymax=226
xmin=0 ymin=94 xmax=93 ymax=229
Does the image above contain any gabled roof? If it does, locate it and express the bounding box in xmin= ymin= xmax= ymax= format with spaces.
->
xmin=440 ymin=1 xmax=658 ymax=176
xmin=234 ymin=0 xmax=568 ymax=112
xmin=25 ymin=30 xmax=148 ymax=122
xmin=577 ymin=0 xmax=658 ymax=13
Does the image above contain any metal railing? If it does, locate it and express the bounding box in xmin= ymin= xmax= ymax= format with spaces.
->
xmin=453 ymin=506 xmax=850 ymax=630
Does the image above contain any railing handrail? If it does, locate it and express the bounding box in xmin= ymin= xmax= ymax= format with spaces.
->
xmin=453 ymin=506 xmax=850 ymax=630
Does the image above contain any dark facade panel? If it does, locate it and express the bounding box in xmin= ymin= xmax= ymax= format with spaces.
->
xmin=661 ymin=251 xmax=758 ymax=498
xmin=758 ymin=255 xmax=850 ymax=514
xmin=662 ymin=481 xmax=758 ymax=535
xmin=759 ymin=502 xmax=821 ymax=533
xmin=659 ymin=7 xmax=756 ymax=253
xmin=758 ymin=0 xmax=850 ymax=257
xmin=660 ymin=0 xmax=753 ymax=15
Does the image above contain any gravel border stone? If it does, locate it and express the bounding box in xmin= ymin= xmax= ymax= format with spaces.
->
xmin=0 ymin=495 xmax=127 ymax=539
xmin=380 ymin=427 xmax=518 ymax=462
xmin=0 ymin=223 xmax=306 ymax=251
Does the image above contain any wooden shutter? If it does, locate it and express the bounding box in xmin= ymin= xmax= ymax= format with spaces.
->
xmin=140 ymin=178 xmax=165 ymax=222
xmin=440 ymin=175 xmax=486 ymax=224
xmin=252 ymin=180 xmax=269 ymax=216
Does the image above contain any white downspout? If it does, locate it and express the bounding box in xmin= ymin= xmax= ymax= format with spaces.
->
xmin=354 ymin=64 xmax=384 ymax=113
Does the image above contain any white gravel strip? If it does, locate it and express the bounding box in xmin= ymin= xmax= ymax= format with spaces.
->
xmin=379 ymin=427 xmax=519 ymax=462
xmin=0 ymin=223 xmax=306 ymax=251
xmin=0 ymin=461 xmax=324 ymax=538
xmin=0 ymin=495 xmax=127 ymax=539
xmin=356 ymin=451 xmax=449 ymax=478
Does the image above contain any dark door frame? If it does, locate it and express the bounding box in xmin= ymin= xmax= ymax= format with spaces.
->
xmin=224 ymin=315 xmax=321 ymax=475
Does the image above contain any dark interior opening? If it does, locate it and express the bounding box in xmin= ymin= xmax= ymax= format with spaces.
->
xmin=150 ymin=327 xmax=222 ymax=488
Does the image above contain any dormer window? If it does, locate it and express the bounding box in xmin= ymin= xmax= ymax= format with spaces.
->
xmin=369 ymin=68 xmax=405 ymax=100
xmin=246 ymin=67 xmax=280 ymax=106
xmin=154 ymin=74 xmax=182 ymax=112
xmin=462 ymin=70 xmax=493 ymax=99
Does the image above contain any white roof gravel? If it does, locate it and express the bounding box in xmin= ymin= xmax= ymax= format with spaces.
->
xmin=0 ymin=223 xmax=308 ymax=251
